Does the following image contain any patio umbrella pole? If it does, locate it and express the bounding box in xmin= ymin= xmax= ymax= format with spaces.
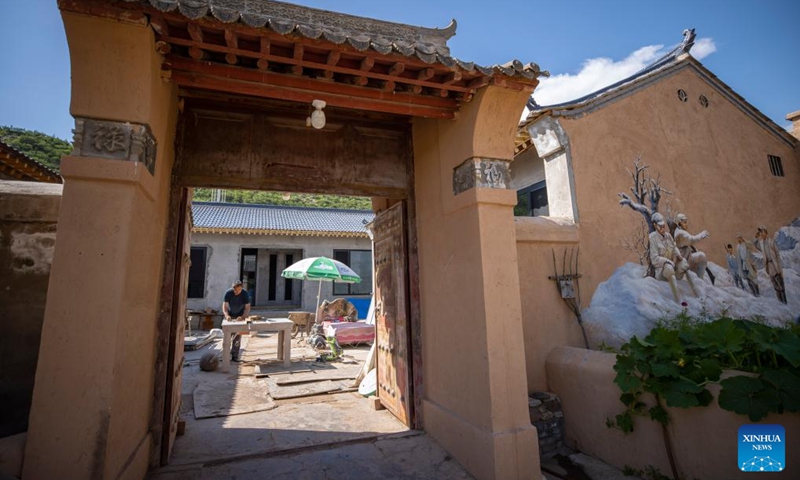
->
xmin=315 ymin=280 xmax=322 ymax=321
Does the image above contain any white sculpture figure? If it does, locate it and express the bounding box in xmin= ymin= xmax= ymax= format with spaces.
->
xmin=725 ymin=244 xmax=746 ymax=291
xmin=673 ymin=213 xmax=709 ymax=279
xmin=649 ymin=212 xmax=697 ymax=303
xmin=756 ymin=226 xmax=787 ymax=304
xmin=736 ymin=233 xmax=760 ymax=297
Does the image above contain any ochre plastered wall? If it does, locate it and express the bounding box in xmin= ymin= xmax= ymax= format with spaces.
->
xmin=515 ymin=67 xmax=800 ymax=394
xmin=547 ymin=346 xmax=800 ymax=480
xmin=413 ymin=86 xmax=540 ymax=480
xmin=515 ymin=217 xmax=586 ymax=391
xmin=0 ymin=182 xmax=62 ymax=439
xmin=565 ymin=67 xmax=800 ymax=304
xmin=24 ymin=12 xmax=177 ymax=480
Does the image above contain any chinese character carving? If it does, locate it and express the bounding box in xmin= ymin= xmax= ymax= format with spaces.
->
xmin=92 ymin=124 xmax=128 ymax=153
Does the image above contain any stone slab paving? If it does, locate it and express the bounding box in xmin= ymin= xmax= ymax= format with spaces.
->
xmin=149 ymin=432 xmax=475 ymax=480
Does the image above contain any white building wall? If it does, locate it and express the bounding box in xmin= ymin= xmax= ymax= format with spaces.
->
xmin=188 ymin=232 xmax=372 ymax=314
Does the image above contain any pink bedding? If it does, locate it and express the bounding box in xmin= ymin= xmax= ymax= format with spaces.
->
xmin=323 ymin=320 xmax=375 ymax=345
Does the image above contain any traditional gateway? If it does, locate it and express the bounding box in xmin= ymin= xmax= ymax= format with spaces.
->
xmin=26 ymin=1 xmax=546 ymax=479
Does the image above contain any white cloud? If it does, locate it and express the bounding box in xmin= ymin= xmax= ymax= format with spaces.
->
xmin=691 ymin=37 xmax=717 ymax=60
xmin=525 ymin=37 xmax=718 ymax=115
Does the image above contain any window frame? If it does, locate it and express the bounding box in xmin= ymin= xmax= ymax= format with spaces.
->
xmin=188 ymin=246 xmax=208 ymax=299
xmin=768 ymin=155 xmax=784 ymax=177
xmin=514 ymin=180 xmax=549 ymax=217
xmin=332 ymin=249 xmax=373 ymax=296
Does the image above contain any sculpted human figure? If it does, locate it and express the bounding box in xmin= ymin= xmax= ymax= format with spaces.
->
xmin=649 ymin=212 xmax=697 ymax=303
xmin=736 ymin=233 xmax=760 ymax=297
xmin=725 ymin=243 xmax=746 ymax=291
xmin=673 ymin=213 xmax=709 ymax=279
xmin=756 ymin=226 xmax=787 ymax=304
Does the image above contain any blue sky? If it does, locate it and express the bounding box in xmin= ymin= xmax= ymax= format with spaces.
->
xmin=1 ymin=0 xmax=798 ymax=141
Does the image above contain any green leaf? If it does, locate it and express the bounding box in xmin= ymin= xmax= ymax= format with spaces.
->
xmin=648 ymin=404 xmax=669 ymax=425
xmin=614 ymin=370 xmax=642 ymax=392
xmin=772 ymin=329 xmax=800 ymax=367
xmin=662 ymin=377 xmax=705 ymax=408
xmin=761 ymin=369 xmax=800 ymax=412
xmin=647 ymin=328 xmax=683 ymax=358
xmin=719 ymin=376 xmax=780 ymax=421
xmin=696 ymin=318 xmax=746 ymax=354
xmin=685 ymin=358 xmax=722 ymax=383
xmin=614 ymin=412 xmax=634 ymax=433
xmin=651 ymin=362 xmax=681 ymax=378
xmin=619 ymin=393 xmax=637 ymax=407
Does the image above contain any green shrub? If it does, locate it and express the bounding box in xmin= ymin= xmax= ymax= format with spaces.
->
xmin=608 ymin=315 xmax=800 ymax=432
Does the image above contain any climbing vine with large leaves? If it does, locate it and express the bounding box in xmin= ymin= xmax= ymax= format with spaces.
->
xmin=608 ymin=316 xmax=800 ymax=433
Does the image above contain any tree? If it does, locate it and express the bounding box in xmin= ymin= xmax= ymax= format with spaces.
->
xmin=0 ymin=126 xmax=72 ymax=173
xmin=618 ymin=156 xmax=672 ymax=276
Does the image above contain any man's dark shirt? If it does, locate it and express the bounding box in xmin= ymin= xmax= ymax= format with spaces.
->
xmin=224 ymin=288 xmax=250 ymax=317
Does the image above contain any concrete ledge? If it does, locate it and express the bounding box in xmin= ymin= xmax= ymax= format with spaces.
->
xmin=446 ymin=187 xmax=518 ymax=215
xmin=0 ymin=181 xmax=62 ymax=222
xmin=0 ymin=432 xmax=26 ymax=478
xmin=422 ymin=398 xmax=541 ymax=480
xmin=546 ymin=346 xmax=800 ymax=480
xmin=515 ymin=216 xmax=578 ymax=244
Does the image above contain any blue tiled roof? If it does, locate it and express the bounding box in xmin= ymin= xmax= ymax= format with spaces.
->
xmin=191 ymin=202 xmax=374 ymax=237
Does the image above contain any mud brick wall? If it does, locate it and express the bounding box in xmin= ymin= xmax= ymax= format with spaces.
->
xmin=0 ymin=181 xmax=61 ymax=437
xmin=529 ymin=391 xmax=565 ymax=459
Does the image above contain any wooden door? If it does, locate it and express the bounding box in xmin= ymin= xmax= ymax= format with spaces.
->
xmin=373 ymin=202 xmax=412 ymax=425
xmin=162 ymin=190 xmax=192 ymax=462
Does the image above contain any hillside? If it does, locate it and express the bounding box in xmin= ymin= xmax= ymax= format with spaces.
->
xmin=0 ymin=126 xmax=71 ymax=172
xmin=193 ymin=188 xmax=371 ymax=210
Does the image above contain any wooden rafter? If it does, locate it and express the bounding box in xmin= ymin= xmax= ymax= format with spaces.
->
xmin=57 ymin=0 xmax=539 ymax=119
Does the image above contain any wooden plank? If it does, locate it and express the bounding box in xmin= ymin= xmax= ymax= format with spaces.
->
xmin=275 ymin=366 xmax=362 ymax=385
xmin=417 ymin=68 xmax=434 ymax=81
xmin=224 ymin=29 xmax=238 ymax=65
xmin=265 ymin=378 xmax=342 ymax=400
xmin=171 ymin=72 xmax=456 ymax=119
xmin=257 ymin=37 xmax=270 ymax=70
xmin=168 ymin=56 xmax=458 ymax=110
xmin=388 ymin=62 xmax=405 ymax=76
xmin=161 ymin=37 xmax=472 ymax=93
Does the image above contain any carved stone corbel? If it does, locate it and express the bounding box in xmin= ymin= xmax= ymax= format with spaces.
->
xmin=452 ymin=157 xmax=511 ymax=195
xmin=72 ymin=117 xmax=157 ymax=175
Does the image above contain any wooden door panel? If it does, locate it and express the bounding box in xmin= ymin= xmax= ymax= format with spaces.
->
xmin=163 ymin=192 xmax=191 ymax=462
xmin=374 ymin=202 xmax=411 ymax=425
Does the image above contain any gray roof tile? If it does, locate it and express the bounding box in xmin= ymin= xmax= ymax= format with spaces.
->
xmin=191 ymin=202 xmax=374 ymax=236
xmin=123 ymin=0 xmax=548 ymax=81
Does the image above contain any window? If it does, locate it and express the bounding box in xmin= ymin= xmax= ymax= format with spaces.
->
xmin=514 ymin=180 xmax=549 ymax=217
xmin=332 ymin=249 xmax=373 ymax=295
xmin=188 ymin=247 xmax=207 ymax=298
xmin=768 ymin=155 xmax=784 ymax=177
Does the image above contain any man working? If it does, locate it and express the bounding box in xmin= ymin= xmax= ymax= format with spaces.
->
xmin=222 ymin=280 xmax=251 ymax=362
xmin=649 ymin=212 xmax=697 ymax=303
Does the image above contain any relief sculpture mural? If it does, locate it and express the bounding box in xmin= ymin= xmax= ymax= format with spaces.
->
xmin=581 ymin=156 xmax=799 ymax=348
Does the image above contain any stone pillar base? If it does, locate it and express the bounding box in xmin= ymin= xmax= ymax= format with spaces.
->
xmin=422 ymin=399 xmax=541 ymax=480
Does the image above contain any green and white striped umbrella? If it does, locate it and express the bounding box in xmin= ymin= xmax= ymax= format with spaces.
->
xmin=282 ymin=257 xmax=362 ymax=318
xmin=281 ymin=257 xmax=361 ymax=283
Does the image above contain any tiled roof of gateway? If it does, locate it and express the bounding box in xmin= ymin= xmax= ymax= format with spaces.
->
xmin=122 ymin=0 xmax=547 ymax=80
xmin=191 ymin=202 xmax=374 ymax=237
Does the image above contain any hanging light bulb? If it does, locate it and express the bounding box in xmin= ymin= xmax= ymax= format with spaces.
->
xmin=309 ymin=99 xmax=326 ymax=129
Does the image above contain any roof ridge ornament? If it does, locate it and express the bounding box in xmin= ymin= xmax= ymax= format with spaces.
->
xmin=679 ymin=28 xmax=697 ymax=55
